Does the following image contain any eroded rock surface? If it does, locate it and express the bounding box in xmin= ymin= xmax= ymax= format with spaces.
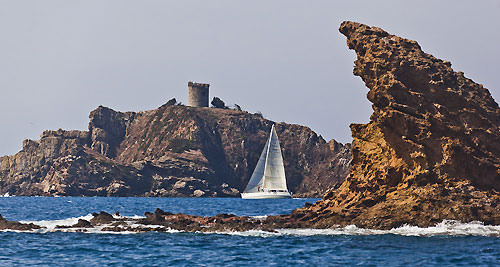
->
xmin=0 ymin=104 xmax=351 ymax=197
xmin=296 ymin=21 xmax=500 ymax=229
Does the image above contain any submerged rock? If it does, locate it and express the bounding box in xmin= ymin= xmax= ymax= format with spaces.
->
xmin=297 ymin=21 xmax=500 ymax=229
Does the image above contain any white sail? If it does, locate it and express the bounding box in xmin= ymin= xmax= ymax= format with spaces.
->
xmin=243 ymin=125 xmax=288 ymax=194
xmin=243 ymin=134 xmax=270 ymax=193
xmin=262 ymin=126 xmax=288 ymax=190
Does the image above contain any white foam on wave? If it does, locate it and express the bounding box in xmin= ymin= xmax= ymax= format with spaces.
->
xmin=214 ymin=229 xmax=279 ymax=238
xmin=219 ymin=220 xmax=500 ymax=237
xmin=113 ymin=214 xmax=145 ymax=220
xmin=384 ymin=220 xmax=500 ymax=236
xmin=21 ymin=214 xmax=95 ymax=231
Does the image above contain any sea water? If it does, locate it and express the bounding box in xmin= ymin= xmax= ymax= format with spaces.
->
xmin=1 ymin=197 xmax=500 ymax=266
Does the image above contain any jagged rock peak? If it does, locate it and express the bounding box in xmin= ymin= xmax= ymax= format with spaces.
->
xmin=88 ymin=105 xmax=136 ymax=158
xmin=296 ymin=21 xmax=500 ymax=229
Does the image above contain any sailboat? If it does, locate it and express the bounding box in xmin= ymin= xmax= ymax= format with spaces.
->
xmin=241 ymin=125 xmax=292 ymax=199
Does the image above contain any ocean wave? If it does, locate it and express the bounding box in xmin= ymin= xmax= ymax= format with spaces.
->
xmin=20 ymin=214 xmax=95 ymax=231
xmin=7 ymin=216 xmax=500 ymax=237
xmin=112 ymin=214 xmax=146 ymax=220
xmin=219 ymin=220 xmax=500 ymax=237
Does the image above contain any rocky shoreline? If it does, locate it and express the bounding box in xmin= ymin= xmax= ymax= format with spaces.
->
xmin=0 ymin=208 xmax=317 ymax=233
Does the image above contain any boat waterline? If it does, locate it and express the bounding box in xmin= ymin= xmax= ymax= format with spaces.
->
xmin=241 ymin=191 xmax=291 ymax=199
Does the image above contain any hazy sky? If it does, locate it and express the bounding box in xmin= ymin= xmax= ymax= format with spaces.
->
xmin=1 ymin=0 xmax=499 ymax=156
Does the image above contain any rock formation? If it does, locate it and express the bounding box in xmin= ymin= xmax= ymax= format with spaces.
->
xmin=0 ymin=104 xmax=351 ymax=197
xmin=295 ymin=21 xmax=500 ymax=229
xmin=0 ymin=209 xmax=303 ymax=233
xmin=0 ymin=214 xmax=41 ymax=231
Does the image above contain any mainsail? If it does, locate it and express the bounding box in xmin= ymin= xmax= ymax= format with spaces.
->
xmin=244 ymin=125 xmax=288 ymax=193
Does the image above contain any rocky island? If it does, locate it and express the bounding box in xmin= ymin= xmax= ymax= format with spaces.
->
xmin=2 ymin=20 xmax=500 ymax=232
xmin=0 ymin=100 xmax=351 ymax=198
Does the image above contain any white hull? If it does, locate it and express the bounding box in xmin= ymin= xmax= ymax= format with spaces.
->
xmin=241 ymin=191 xmax=292 ymax=199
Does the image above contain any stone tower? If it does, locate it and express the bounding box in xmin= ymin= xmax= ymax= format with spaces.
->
xmin=187 ymin=81 xmax=210 ymax=107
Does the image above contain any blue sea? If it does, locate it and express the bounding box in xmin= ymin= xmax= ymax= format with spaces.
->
xmin=1 ymin=197 xmax=500 ymax=266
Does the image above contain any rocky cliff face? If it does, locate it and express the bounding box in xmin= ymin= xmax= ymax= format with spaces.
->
xmin=0 ymin=104 xmax=351 ymax=197
xmin=295 ymin=21 xmax=500 ymax=229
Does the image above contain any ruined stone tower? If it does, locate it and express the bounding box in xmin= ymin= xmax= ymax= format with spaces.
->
xmin=188 ymin=81 xmax=210 ymax=107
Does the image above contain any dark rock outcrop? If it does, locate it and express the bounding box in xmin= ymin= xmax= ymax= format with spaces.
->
xmin=0 ymin=214 xmax=41 ymax=231
xmin=56 ymin=219 xmax=93 ymax=229
xmin=0 ymin=103 xmax=351 ymax=197
xmin=90 ymin=211 xmax=115 ymax=225
xmin=297 ymin=21 xmax=500 ymax=229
